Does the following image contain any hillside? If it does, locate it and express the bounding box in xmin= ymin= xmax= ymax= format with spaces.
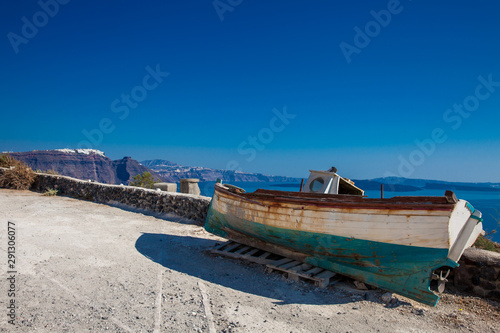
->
xmin=142 ymin=159 xmax=301 ymax=183
xmin=372 ymin=177 xmax=500 ymax=192
xmin=351 ymin=179 xmax=421 ymax=192
xmin=8 ymin=149 xmax=161 ymax=185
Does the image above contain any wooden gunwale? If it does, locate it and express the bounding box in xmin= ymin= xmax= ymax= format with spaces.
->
xmin=254 ymin=188 xmax=452 ymax=204
xmin=215 ymin=185 xmax=455 ymax=212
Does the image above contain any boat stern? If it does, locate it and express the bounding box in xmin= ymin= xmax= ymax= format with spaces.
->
xmin=447 ymin=200 xmax=483 ymax=262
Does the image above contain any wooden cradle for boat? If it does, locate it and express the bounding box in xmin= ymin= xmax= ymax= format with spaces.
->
xmin=204 ymin=169 xmax=483 ymax=306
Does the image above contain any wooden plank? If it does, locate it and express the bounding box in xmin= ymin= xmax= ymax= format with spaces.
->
xmin=234 ymin=246 xmax=251 ymax=254
xmin=269 ymin=257 xmax=294 ymax=267
xmin=241 ymin=255 xmax=274 ymax=265
xmin=245 ymin=248 xmax=260 ymax=257
xmin=288 ymin=268 xmax=324 ymax=282
xmin=265 ymin=261 xmax=338 ymax=288
xmin=210 ymin=249 xmax=226 ymax=256
xmin=212 ymin=247 xmax=275 ymax=265
xmin=278 ymin=260 xmax=303 ymax=270
xmin=251 ymin=188 xmax=452 ymax=204
xmin=224 ymin=242 xmax=242 ymax=252
xmin=313 ymin=271 xmax=337 ymax=288
xmin=288 ymin=263 xmax=313 ymax=273
xmin=315 ymin=270 xmax=337 ymax=280
xmin=211 ymin=249 xmax=239 ymax=258
xmin=214 ymin=241 xmax=233 ymax=251
xmin=258 ymin=251 xmax=272 ymax=259
xmin=224 ymin=229 xmax=308 ymax=263
xmin=303 ymin=267 xmax=323 ymax=276
xmin=315 ymin=280 xmax=329 ymax=288
xmin=245 ymin=192 xmax=454 ymax=210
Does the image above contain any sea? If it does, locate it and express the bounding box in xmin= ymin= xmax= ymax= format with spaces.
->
xmin=198 ymin=181 xmax=500 ymax=243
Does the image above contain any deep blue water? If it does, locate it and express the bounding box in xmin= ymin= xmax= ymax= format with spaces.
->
xmin=199 ymin=181 xmax=500 ymax=242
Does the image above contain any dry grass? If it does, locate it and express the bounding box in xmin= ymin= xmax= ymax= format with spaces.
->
xmin=0 ymin=154 xmax=16 ymax=168
xmin=0 ymin=154 xmax=36 ymax=190
xmin=473 ymin=210 xmax=500 ymax=253
xmin=42 ymin=188 xmax=58 ymax=196
xmin=473 ymin=234 xmax=500 ymax=253
xmin=43 ymin=169 xmax=60 ymax=175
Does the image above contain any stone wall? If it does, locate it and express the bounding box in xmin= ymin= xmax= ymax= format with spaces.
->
xmin=453 ymin=248 xmax=500 ymax=301
xmin=0 ymin=168 xmax=211 ymax=224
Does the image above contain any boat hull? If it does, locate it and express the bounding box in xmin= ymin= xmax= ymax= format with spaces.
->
xmin=205 ymin=185 xmax=482 ymax=306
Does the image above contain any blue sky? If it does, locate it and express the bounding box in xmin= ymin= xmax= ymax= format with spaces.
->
xmin=1 ymin=0 xmax=499 ymax=182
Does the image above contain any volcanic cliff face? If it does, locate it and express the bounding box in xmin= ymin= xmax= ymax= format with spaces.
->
xmin=8 ymin=149 xmax=161 ymax=185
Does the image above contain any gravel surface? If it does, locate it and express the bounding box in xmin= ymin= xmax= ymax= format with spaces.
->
xmin=0 ymin=189 xmax=498 ymax=332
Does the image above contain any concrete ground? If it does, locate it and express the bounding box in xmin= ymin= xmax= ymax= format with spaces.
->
xmin=0 ymin=189 xmax=498 ymax=332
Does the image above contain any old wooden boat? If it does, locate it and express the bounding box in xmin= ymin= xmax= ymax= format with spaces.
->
xmin=204 ymin=168 xmax=483 ymax=306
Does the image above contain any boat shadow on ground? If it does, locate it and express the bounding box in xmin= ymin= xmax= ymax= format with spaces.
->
xmin=135 ymin=232 xmax=400 ymax=307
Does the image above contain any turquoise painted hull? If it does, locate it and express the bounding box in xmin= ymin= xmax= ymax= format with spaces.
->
xmin=205 ymin=200 xmax=458 ymax=306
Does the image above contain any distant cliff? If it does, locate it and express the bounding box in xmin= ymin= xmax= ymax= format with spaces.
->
xmin=351 ymin=179 xmax=421 ymax=192
xmin=142 ymin=159 xmax=301 ymax=183
xmin=372 ymin=177 xmax=500 ymax=192
xmin=8 ymin=149 xmax=161 ymax=185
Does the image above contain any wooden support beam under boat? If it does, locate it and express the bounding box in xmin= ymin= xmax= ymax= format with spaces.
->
xmin=222 ymin=228 xmax=308 ymax=263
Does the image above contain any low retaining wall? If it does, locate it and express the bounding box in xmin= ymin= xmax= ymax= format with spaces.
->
xmin=454 ymin=248 xmax=500 ymax=301
xmin=0 ymin=168 xmax=211 ymax=224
